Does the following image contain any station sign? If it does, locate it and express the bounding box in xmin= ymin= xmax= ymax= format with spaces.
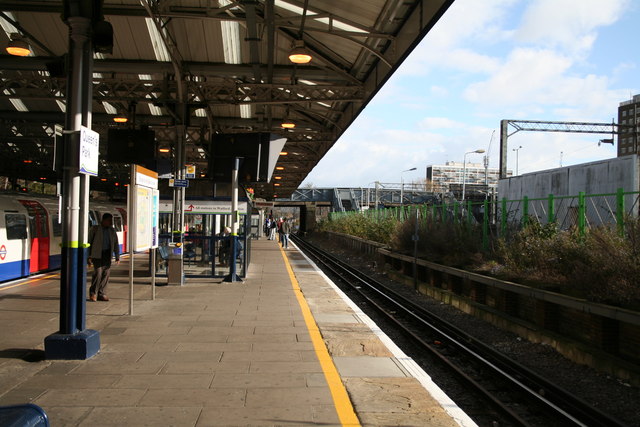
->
xmin=185 ymin=164 xmax=196 ymax=179
xmin=79 ymin=126 xmax=99 ymax=176
xmin=254 ymin=201 xmax=275 ymax=209
xmin=160 ymin=200 xmax=248 ymax=215
xmin=168 ymin=179 xmax=189 ymax=188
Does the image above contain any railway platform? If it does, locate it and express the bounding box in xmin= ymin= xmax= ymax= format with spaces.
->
xmin=0 ymin=239 xmax=475 ymax=426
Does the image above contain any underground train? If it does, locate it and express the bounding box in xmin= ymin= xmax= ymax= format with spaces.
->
xmin=0 ymin=193 xmax=127 ymax=282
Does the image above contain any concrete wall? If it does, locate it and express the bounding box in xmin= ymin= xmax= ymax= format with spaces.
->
xmin=498 ymin=155 xmax=639 ymax=200
xmin=498 ymin=155 xmax=640 ymax=226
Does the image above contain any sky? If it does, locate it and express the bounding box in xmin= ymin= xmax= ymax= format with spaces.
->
xmin=301 ymin=0 xmax=639 ymax=188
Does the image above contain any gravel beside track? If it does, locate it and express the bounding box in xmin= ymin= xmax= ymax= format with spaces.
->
xmin=306 ymin=233 xmax=640 ymax=426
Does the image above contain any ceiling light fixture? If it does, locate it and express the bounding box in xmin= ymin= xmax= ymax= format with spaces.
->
xmin=6 ymin=34 xmax=31 ymax=56
xmin=113 ymin=116 xmax=128 ymax=123
xmin=159 ymin=147 xmax=170 ymax=153
xmin=281 ymin=120 xmax=296 ymax=129
xmin=280 ymin=151 xmax=288 ymax=156
xmin=276 ymin=166 xmax=285 ymax=170
xmin=288 ymin=40 xmax=312 ymax=64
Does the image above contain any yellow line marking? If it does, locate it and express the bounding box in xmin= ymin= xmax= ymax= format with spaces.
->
xmin=0 ymin=273 xmax=59 ymax=291
xmin=279 ymin=245 xmax=361 ymax=427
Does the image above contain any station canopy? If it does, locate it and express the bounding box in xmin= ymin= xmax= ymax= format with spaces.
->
xmin=0 ymin=0 xmax=453 ymax=199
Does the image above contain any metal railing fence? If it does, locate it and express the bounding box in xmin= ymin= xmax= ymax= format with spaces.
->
xmin=329 ymin=188 xmax=640 ymax=249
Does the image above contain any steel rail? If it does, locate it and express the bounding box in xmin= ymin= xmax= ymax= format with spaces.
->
xmin=292 ymin=235 xmax=627 ymax=427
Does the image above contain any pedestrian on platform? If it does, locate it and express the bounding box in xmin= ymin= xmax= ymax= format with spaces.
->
xmin=281 ymin=218 xmax=291 ymax=249
xmin=269 ymin=218 xmax=277 ymax=240
xmin=88 ymin=213 xmax=120 ymax=302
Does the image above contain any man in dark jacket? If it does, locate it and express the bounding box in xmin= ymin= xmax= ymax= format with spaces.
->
xmin=88 ymin=213 xmax=120 ymax=301
xmin=281 ymin=218 xmax=292 ymax=249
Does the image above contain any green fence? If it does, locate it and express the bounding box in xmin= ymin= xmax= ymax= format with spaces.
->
xmin=329 ymin=189 xmax=640 ymax=249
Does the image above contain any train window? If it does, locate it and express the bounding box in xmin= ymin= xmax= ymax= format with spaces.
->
xmin=51 ymin=214 xmax=62 ymax=237
xmin=5 ymin=213 xmax=28 ymax=240
xmin=113 ymin=216 xmax=122 ymax=232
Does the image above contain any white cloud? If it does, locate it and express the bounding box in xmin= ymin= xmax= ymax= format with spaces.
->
xmin=397 ymin=0 xmax=515 ymax=76
xmin=462 ymin=47 xmax=631 ymax=121
xmin=419 ymin=117 xmax=459 ymax=129
xmin=464 ymin=48 xmax=572 ymax=106
xmin=516 ymin=0 xmax=629 ymax=53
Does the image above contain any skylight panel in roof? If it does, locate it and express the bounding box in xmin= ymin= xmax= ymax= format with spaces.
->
xmin=313 ymin=17 xmax=367 ymax=33
xmin=56 ymin=100 xmax=66 ymax=112
xmin=102 ymin=101 xmax=117 ymax=114
xmin=148 ymin=103 xmax=162 ymax=116
xmin=0 ymin=11 xmax=18 ymax=34
xmin=240 ymin=104 xmax=251 ymax=119
xmin=145 ymin=17 xmax=171 ymax=62
xmin=219 ymin=0 xmax=242 ymax=64
xmin=9 ymin=98 xmax=28 ymax=112
xmin=195 ymin=108 xmax=207 ymax=117
xmin=273 ymin=0 xmax=317 ymax=16
xmin=298 ymin=79 xmax=317 ymax=86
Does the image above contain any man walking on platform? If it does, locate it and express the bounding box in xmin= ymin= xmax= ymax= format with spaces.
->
xmin=88 ymin=213 xmax=120 ymax=302
xmin=281 ymin=218 xmax=291 ymax=249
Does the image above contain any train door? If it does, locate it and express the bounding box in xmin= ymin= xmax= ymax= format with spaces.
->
xmin=18 ymin=199 xmax=50 ymax=272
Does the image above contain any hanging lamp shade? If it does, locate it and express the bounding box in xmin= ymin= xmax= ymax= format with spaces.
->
xmin=288 ymin=40 xmax=312 ymax=64
xmin=281 ymin=120 xmax=296 ymax=129
xmin=6 ymin=34 xmax=31 ymax=57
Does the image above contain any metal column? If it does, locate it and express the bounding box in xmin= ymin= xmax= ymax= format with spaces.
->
xmin=44 ymin=1 xmax=100 ymax=359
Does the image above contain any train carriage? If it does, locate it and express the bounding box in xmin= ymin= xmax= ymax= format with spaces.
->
xmin=0 ymin=194 xmax=126 ymax=282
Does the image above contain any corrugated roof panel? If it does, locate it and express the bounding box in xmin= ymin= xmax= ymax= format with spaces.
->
xmin=312 ymin=0 xmax=386 ymax=28
xmin=14 ymin=12 xmax=67 ymax=56
xmin=201 ymin=20 xmax=226 ymax=64
xmin=110 ymin=16 xmax=156 ymax=61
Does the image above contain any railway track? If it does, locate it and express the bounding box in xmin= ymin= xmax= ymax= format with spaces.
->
xmin=292 ymin=235 xmax=627 ymax=427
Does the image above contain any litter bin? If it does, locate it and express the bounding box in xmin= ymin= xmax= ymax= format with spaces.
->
xmin=167 ymin=246 xmax=184 ymax=286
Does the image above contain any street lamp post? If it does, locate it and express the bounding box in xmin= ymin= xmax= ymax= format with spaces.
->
xmin=400 ymin=167 xmax=417 ymax=207
xmin=462 ymin=149 xmax=485 ymax=202
xmin=512 ymin=145 xmax=523 ymax=175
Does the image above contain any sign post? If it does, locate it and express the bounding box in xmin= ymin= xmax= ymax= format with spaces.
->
xmin=224 ymin=157 xmax=242 ymax=282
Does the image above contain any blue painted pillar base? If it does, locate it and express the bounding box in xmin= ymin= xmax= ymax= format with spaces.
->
xmin=44 ymin=329 xmax=100 ymax=360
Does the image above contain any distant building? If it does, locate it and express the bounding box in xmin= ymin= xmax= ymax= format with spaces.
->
xmin=618 ymin=94 xmax=640 ymax=157
xmin=426 ymin=161 xmax=511 ymax=194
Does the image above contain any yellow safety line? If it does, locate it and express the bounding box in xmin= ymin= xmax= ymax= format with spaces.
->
xmin=279 ymin=245 xmax=361 ymax=427
xmin=0 ymin=273 xmax=59 ymax=291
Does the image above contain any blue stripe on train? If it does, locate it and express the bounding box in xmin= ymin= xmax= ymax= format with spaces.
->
xmin=0 ymin=259 xmax=31 ymax=282
xmin=49 ymin=254 xmax=62 ymax=270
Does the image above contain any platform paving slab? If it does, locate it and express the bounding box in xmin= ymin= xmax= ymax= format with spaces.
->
xmin=0 ymin=239 xmax=468 ymax=427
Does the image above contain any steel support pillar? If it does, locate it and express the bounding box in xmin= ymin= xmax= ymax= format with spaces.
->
xmin=224 ymin=157 xmax=242 ymax=282
xmin=44 ymin=3 xmax=100 ymax=360
xmin=168 ymin=118 xmax=187 ymax=285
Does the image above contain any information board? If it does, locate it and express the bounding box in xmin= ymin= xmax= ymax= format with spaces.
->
xmin=129 ymin=165 xmax=159 ymax=252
